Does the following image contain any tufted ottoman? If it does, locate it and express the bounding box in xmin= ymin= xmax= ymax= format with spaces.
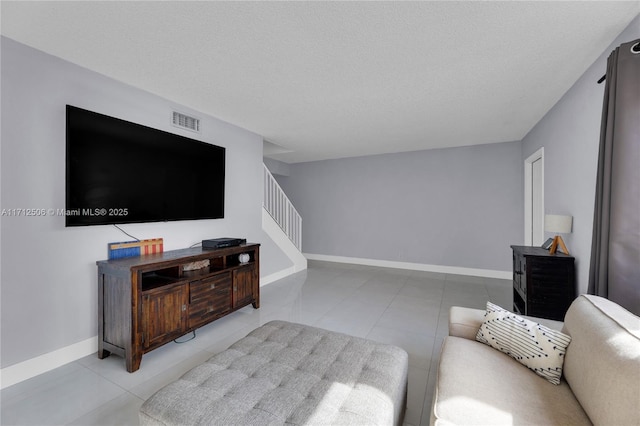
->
xmin=139 ymin=320 xmax=408 ymax=425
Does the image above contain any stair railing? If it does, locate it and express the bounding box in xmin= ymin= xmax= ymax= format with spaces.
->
xmin=263 ymin=164 xmax=302 ymax=250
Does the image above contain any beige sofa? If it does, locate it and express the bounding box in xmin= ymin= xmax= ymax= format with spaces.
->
xmin=431 ymin=294 xmax=640 ymax=425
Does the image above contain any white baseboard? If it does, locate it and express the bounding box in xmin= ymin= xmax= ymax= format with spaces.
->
xmin=1 ymin=266 xmax=299 ymax=389
xmin=0 ymin=336 xmax=98 ymax=389
xmin=1 ymin=254 xmax=506 ymax=389
xmin=261 ymin=266 xmax=298 ymax=286
xmin=304 ymin=253 xmax=511 ymax=280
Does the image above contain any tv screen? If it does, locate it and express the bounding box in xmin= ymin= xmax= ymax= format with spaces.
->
xmin=66 ymin=105 xmax=225 ymax=226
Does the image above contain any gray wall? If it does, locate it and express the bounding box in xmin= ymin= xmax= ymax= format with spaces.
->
xmin=279 ymin=141 xmax=523 ymax=272
xmin=0 ymin=37 xmax=265 ymax=368
xmin=264 ymin=157 xmax=291 ymax=177
xmin=521 ymin=15 xmax=640 ymax=295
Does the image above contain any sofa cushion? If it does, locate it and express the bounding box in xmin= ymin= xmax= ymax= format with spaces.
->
xmin=432 ymin=336 xmax=591 ymax=425
xmin=449 ymin=306 xmax=486 ymax=340
xmin=449 ymin=306 xmax=564 ymax=341
xmin=475 ymin=302 xmax=571 ymax=385
xmin=562 ymin=295 xmax=640 ymax=426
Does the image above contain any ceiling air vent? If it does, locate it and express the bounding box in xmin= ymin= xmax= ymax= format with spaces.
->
xmin=172 ymin=111 xmax=200 ymax=133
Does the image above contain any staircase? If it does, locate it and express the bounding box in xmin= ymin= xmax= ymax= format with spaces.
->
xmin=262 ymin=164 xmax=306 ymax=281
xmin=263 ymin=164 xmax=302 ymax=249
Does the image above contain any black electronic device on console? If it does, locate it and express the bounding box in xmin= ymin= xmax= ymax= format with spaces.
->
xmin=202 ymin=238 xmax=246 ymax=249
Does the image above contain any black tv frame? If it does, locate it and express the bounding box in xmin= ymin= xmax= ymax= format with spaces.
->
xmin=65 ymin=105 xmax=225 ymax=227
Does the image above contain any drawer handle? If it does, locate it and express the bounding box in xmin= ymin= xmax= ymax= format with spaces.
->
xmin=210 ymin=283 xmax=216 ymax=289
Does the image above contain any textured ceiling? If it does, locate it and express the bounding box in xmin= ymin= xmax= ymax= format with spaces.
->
xmin=2 ymin=1 xmax=638 ymax=163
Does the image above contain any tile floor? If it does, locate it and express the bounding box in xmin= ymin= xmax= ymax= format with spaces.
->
xmin=1 ymin=260 xmax=512 ymax=426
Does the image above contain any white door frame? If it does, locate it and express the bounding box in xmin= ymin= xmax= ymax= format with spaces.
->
xmin=524 ymin=147 xmax=544 ymax=246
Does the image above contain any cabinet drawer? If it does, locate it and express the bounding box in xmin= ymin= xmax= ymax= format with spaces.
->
xmin=189 ymin=273 xmax=231 ymax=304
xmin=189 ymin=280 xmax=232 ymax=328
xmin=189 ymin=296 xmax=231 ymax=327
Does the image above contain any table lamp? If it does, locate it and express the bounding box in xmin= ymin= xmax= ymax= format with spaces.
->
xmin=545 ymin=214 xmax=572 ymax=255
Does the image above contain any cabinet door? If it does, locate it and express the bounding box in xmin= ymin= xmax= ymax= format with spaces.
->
xmin=142 ymin=283 xmax=188 ymax=350
xmin=528 ymin=258 xmax=574 ymax=321
xmin=512 ymin=252 xmax=527 ymax=315
xmin=233 ymin=266 xmax=254 ymax=308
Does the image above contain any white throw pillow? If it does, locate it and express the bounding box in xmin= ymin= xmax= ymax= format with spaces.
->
xmin=476 ymin=301 xmax=571 ymax=385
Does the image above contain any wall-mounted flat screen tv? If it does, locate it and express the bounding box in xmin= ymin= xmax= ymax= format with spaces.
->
xmin=66 ymin=105 xmax=225 ymax=226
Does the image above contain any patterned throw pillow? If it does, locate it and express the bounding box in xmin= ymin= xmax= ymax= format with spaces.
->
xmin=475 ymin=301 xmax=571 ymax=385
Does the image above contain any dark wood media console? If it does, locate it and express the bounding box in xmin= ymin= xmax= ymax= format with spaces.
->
xmin=96 ymin=243 xmax=260 ymax=372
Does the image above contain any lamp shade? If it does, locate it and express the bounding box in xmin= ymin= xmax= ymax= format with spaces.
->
xmin=545 ymin=214 xmax=573 ymax=234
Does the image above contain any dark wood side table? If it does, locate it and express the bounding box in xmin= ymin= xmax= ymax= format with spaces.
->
xmin=511 ymin=245 xmax=576 ymax=321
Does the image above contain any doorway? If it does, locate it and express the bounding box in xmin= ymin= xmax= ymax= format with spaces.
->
xmin=524 ymin=148 xmax=544 ymax=246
